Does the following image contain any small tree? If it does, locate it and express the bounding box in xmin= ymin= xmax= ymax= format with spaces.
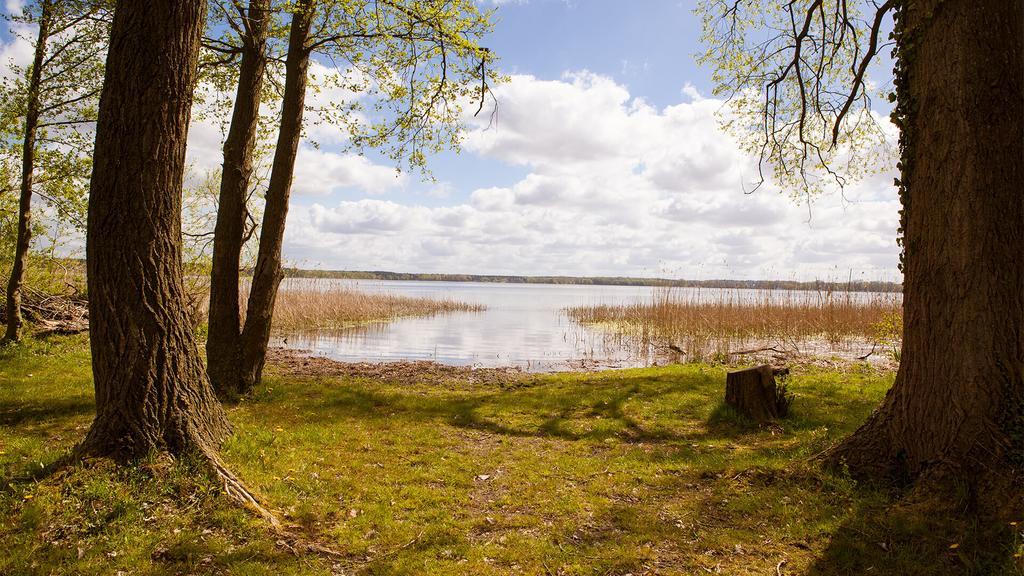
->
xmin=0 ymin=0 xmax=109 ymax=342
xmin=202 ymin=0 xmax=276 ymax=395
xmin=205 ymin=0 xmax=499 ymax=398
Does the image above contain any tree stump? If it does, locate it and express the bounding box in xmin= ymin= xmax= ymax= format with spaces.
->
xmin=725 ymin=365 xmax=791 ymax=422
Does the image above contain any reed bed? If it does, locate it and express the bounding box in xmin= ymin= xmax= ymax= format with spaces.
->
xmin=565 ymin=287 xmax=902 ymax=363
xmin=186 ymin=280 xmax=484 ymax=332
xmin=266 ymin=284 xmax=484 ymax=331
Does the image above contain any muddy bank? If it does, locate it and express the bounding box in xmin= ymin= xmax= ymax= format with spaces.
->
xmin=265 ymin=346 xmax=528 ymax=387
xmin=266 ymin=342 xmax=896 ymax=387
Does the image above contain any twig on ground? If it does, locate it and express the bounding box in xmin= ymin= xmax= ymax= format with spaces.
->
xmin=856 ymin=343 xmax=877 ymax=360
xmin=730 ymin=345 xmax=785 ymax=356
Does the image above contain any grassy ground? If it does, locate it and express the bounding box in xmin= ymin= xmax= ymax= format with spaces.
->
xmin=1 ymin=335 xmax=1019 ymax=575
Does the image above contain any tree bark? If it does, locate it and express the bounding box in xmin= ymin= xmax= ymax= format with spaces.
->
xmin=80 ymin=0 xmax=230 ymax=459
xmin=206 ymin=0 xmax=271 ymax=398
xmin=4 ymin=0 xmax=52 ymax=343
xmin=827 ymin=0 xmax=1024 ymax=497
xmin=227 ymin=0 xmax=315 ymax=397
xmin=725 ymin=365 xmax=790 ymax=423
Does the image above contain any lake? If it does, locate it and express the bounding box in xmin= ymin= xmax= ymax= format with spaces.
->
xmin=270 ymin=279 xmax=664 ymax=371
xmin=270 ymin=279 xmax=893 ymax=372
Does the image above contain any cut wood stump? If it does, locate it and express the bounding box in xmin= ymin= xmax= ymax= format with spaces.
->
xmin=725 ymin=365 xmax=791 ymax=423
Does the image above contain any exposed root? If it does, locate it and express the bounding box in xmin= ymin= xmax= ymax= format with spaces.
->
xmin=63 ymin=412 xmax=346 ymax=560
xmin=203 ymin=451 xmax=346 ymax=559
xmin=207 ymin=453 xmax=280 ymax=528
xmin=822 ymin=424 xmax=1023 ymax=520
xmin=16 ymin=449 xmax=348 ymax=563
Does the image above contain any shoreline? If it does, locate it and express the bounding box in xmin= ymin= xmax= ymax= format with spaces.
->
xmin=277 ymin=267 xmax=903 ymax=293
xmin=267 ymin=342 xmax=898 ymax=381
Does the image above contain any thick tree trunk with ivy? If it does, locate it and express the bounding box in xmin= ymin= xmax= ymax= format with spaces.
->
xmin=80 ymin=0 xmax=230 ymax=458
xmin=4 ymin=0 xmax=52 ymax=343
xmin=221 ymin=0 xmax=315 ymax=398
xmin=207 ymin=0 xmax=271 ymax=398
xmin=828 ymin=0 xmax=1023 ymax=496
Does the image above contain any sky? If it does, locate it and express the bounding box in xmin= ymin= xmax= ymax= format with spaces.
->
xmin=1 ymin=0 xmax=903 ymax=282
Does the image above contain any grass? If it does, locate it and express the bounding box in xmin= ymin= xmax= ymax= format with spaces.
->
xmin=1 ymin=335 xmax=1020 ymax=575
xmin=566 ymin=286 xmax=902 ymax=363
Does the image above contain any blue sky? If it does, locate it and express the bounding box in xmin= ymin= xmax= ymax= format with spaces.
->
xmin=275 ymin=0 xmax=901 ymax=281
xmin=381 ymin=0 xmax=714 ymax=208
xmin=1 ymin=0 xmax=903 ymax=281
xmin=485 ymin=1 xmax=711 ymax=105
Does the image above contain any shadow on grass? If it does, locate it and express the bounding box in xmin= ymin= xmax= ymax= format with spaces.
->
xmin=0 ymin=396 xmax=94 ymax=426
xmin=803 ymin=497 xmax=1021 ymax=576
xmin=276 ymin=369 xmax=880 ymax=455
xmin=312 ymin=379 xmax=722 ymax=445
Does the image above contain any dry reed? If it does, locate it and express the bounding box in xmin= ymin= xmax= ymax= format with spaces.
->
xmin=185 ymin=279 xmax=484 ymax=332
xmin=265 ymin=283 xmax=484 ymax=331
xmin=565 ymin=286 xmax=901 ymax=362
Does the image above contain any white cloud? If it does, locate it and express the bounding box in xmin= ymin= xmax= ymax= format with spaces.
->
xmin=304 ymin=61 xmax=369 ymax=145
xmin=0 ymin=3 xmax=34 ymax=81
xmin=184 ymin=61 xmax=400 ymax=197
xmin=292 ymin=148 xmax=405 ymax=196
xmin=203 ymin=69 xmax=899 ymax=280
xmin=309 ymin=199 xmax=421 ymax=234
xmin=464 ymin=72 xmax=642 ymax=167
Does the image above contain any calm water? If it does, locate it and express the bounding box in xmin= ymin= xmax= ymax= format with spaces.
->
xmin=270 ymin=279 xmax=891 ymax=372
xmin=270 ymin=280 xmax=662 ymax=371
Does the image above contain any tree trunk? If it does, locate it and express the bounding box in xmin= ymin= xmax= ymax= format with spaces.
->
xmin=725 ymin=365 xmax=790 ymax=423
xmin=80 ymin=0 xmax=230 ymax=459
xmin=228 ymin=0 xmax=315 ymax=397
xmin=4 ymin=0 xmax=52 ymax=343
xmin=207 ymin=0 xmax=271 ymax=398
xmin=827 ymin=0 xmax=1024 ymax=497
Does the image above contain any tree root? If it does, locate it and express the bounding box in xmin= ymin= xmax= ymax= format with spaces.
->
xmin=53 ymin=442 xmax=347 ymax=561
xmin=203 ymin=451 xmax=346 ymax=559
xmin=207 ymin=453 xmax=280 ymax=527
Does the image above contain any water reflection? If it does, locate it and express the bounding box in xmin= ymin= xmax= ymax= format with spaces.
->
xmin=269 ymin=280 xmax=897 ymax=372
xmin=270 ymin=280 xmax=660 ymax=371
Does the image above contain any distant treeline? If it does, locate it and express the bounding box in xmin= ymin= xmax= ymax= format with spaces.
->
xmin=279 ymin=268 xmax=903 ymax=293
